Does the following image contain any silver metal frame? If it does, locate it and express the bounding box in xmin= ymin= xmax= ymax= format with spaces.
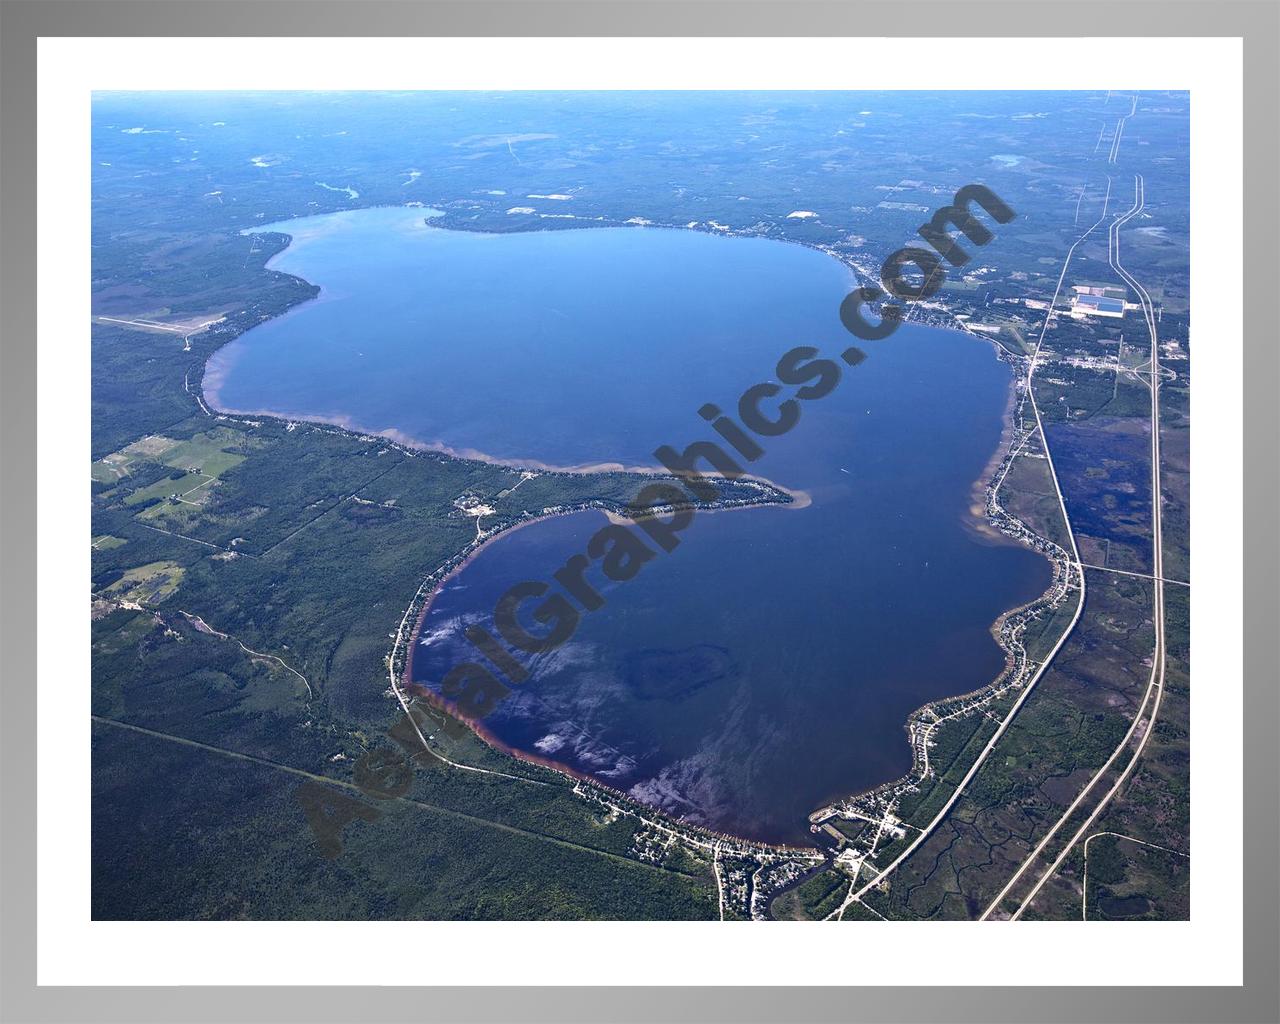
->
xmin=2 ymin=2 xmax=1275 ymax=1020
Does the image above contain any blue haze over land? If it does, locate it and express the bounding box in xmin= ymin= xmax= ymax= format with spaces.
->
xmin=209 ymin=207 xmax=1052 ymax=843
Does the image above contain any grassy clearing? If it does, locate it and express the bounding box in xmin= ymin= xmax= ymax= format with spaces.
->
xmin=105 ymin=560 xmax=186 ymax=603
xmin=171 ymin=449 xmax=244 ymax=477
xmin=136 ymin=495 xmax=204 ymax=525
xmin=107 ymin=428 xmax=249 ymax=508
xmin=123 ymin=435 xmax=181 ymax=459
xmin=161 ymin=427 xmax=252 ymax=476
xmin=94 ymin=436 xmax=183 ymax=485
xmin=123 ymin=472 xmax=214 ymax=507
xmin=92 ymin=458 xmax=130 ymax=484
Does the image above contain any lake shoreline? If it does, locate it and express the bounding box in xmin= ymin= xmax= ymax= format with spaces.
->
xmin=395 ymin=489 xmax=811 ymax=856
xmin=822 ymin=332 xmax=1065 ymax=832
xmin=199 ymin=208 xmax=1060 ymax=853
xmin=193 ymin=393 xmax=814 ymax=506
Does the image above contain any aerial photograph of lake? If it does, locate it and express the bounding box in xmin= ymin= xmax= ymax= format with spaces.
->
xmin=207 ymin=204 xmax=1052 ymax=844
xmin=90 ymin=85 xmax=1191 ymax=926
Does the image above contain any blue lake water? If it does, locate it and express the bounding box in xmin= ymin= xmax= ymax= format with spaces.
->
xmin=208 ymin=206 xmax=1052 ymax=845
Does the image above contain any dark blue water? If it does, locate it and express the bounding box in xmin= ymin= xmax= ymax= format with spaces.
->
xmin=210 ymin=206 xmax=1051 ymax=844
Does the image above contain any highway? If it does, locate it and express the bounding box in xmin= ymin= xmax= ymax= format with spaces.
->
xmin=993 ymin=173 xmax=1169 ymax=920
xmin=1107 ymin=94 xmax=1138 ymax=165
xmin=977 ymin=174 xmax=1172 ymax=921
xmin=823 ymin=177 xmax=1114 ymax=920
xmin=841 ymin=168 xmax=1170 ymax=923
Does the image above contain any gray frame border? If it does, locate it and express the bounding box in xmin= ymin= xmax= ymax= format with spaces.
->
xmin=1 ymin=2 xmax=1275 ymax=1022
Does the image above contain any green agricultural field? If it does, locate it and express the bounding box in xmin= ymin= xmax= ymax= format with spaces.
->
xmin=160 ymin=427 xmax=253 ymax=476
xmin=103 ymin=560 xmax=186 ymax=603
xmin=122 ymin=472 xmax=215 ymax=507
xmin=91 ymin=458 xmax=130 ymax=484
